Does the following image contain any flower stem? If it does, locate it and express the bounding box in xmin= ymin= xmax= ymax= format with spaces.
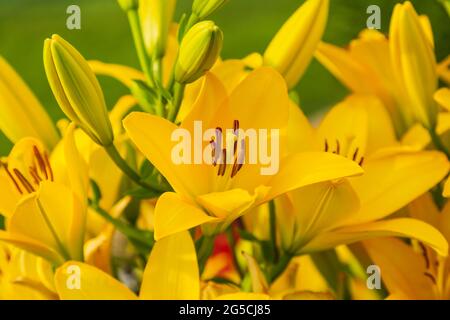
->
xmin=168 ymin=82 xmax=185 ymax=122
xmin=127 ymin=9 xmax=155 ymax=88
xmin=90 ymin=202 xmax=154 ymax=248
xmin=104 ymin=144 xmax=158 ymax=192
xmin=429 ymin=127 xmax=450 ymax=158
xmin=268 ymin=253 xmax=292 ymax=283
xmin=226 ymin=227 xmax=244 ymax=278
xmin=197 ymin=234 xmax=216 ymax=274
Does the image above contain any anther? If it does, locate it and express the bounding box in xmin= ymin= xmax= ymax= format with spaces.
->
xmin=29 ymin=167 xmax=41 ymax=185
xmin=352 ymin=148 xmax=359 ymax=161
xmin=424 ymin=272 xmax=437 ymax=284
xmin=33 ymin=146 xmax=48 ymax=180
xmin=217 ymin=149 xmax=227 ymax=176
xmin=324 ymin=139 xmax=329 ymax=152
xmin=210 ymin=139 xmax=217 ymax=166
xmin=419 ymin=242 xmax=430 ymax=269
xmin=43 ymin=152 xmax=54 ymax=181
xmin=358 ymin=157 xmax=364 ymax=166
xmin=1 ymin=161 xmax=23 ymax=194
xmin=335 ymin=140 xmax=340 ymax=155
xmin=233 ymin=120 xmax=239 ymax=132
xmin=13 ymin=169 xmax=35 ymax=193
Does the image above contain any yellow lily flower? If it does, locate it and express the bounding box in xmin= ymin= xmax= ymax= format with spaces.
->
xmin=365 ymin=193 xmax=450 ymax=299
xmin=55 ymin=231 xmax=270 ymax=300
xmin=400 ymin=88 xmax=450 ymax=197
xmin=123 ymin=67 xmax=363 ymax=240
xmin=264 ymin=0 xmax=329 ymax=88
xmin=0 ymin=180 xmax=86 ymax=265
xmin=316 ymin=2 xmax=441 ymax=134
xmin=0 ymin=244 xmax=57 ymax=299
xmin=390 ymin=1 xmax=438 ymax=129
xmin=275 ymin=94 xmax=449 ymax=256
xmin=0 ymin=56 xmax=59 ymax=150
xmin=0 ymin=123 xmax=88 ymax=218
xmin=0 ymin=125 xmax=88 ymax=265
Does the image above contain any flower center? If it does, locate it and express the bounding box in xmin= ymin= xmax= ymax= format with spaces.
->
xmin=324 ymin=138 xmax=364 ymax=166
xmin=210 ymin=120 xmax=246 ymax=180
xmin=0 ymin=145 xmax=54 ymax=194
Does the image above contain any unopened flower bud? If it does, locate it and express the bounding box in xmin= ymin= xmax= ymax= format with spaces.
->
xmin=175 ymin=21 xmax=223 ymax=84
xmin=192 ymin=0 xmax=229 ymax=20
xmin=44 ymin=34 xmax=114 ymax=146
xmin=139 ymin=0 xmax=176 ymax=59
xmin=117 ymin=0 xmax=139 ymax=11
xmin=264 ymin=0 xmax=329 ymax=88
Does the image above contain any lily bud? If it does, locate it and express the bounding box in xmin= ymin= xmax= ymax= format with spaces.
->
xmin=264 ymin=0 xmax=329 ymax=88
xmin=117 ymin=0 xmax=139 ymax=11
xmin=139 ymin=0 xmax=176 ymax=59
xmin=175 ymin=21 xmax=223 ymax=84
xmin=192 ymin=0 xmax=228 ymax=20
xmin=390 ymin=1 xmax=438 ymax=129
xmin=0 ymin=56 xmax=59 ymax=150
xmin=43 ymin=34 xmax=114 ymax=146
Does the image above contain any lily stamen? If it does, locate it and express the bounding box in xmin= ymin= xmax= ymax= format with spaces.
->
xmin=13 ymin=169 xmax=35 ymax=193
xmin=213 ymin=120 xmax=245 ymax=179
xmin=0 ymin=161 xmax=23 ymax=194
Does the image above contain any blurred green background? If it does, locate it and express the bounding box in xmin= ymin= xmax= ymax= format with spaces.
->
xmin=0 ymin=0 xmax=449 ymax=155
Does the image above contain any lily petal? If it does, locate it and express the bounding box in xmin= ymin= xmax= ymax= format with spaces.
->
xmin=196 ymin=187 xmax=269 ymax=235
xmin=267 ymin=152 xmax=363 ymax=200
xmin=154 ymin=192 xmax=220 ymax=241
xmin=140 ymin=231 xmax=199 ymax=300
xmin=229 ymin=67 xmax=289 ymax=131
xmin=215 ymin=293 xmax=270 ymax=300
xmin=55 ymin=261 xmax=137 ymax=300
xmin=123 ymin=112 xmax=210 ymax=197
xmin=88 ymin=60 xmax=145 ymax=88
xmin=364 ymin=237 xmax=435 ymax=299
xmin=0 ymin=231 xmax=64 ymax=265
xmin=303 ymin=218 xmax=449 ymax=257
xmin=350 ymin=149 xmax=449 ymax=223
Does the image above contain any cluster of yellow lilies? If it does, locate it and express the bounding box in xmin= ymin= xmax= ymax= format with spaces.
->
xmin=0 ymin=0 xmax=450 ymax=300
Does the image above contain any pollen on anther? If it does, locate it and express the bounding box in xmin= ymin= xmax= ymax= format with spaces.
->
xmin=358 ymin=157 xmax=364 ymax=166
xmin=352 ymin=148 xmax=359 ymax=161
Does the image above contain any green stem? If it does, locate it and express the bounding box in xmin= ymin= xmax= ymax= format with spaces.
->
xmin=268 ymin=200 xmax=278 ymax=263
xmin=429 ymin=127 xmax=450 ymax=158
xmin=90 ymin=202 xmax=153 ymax=247
xmin=104 ymin=144 xmax=158 ymax=192
xmin=226 ymin=227 xmax=244 ymax=278
xmin=268 ymin=253 xmax=292 ymax=283
xmin=197 ymin=235 xmax=216 ymax=274
xmin=168 ymin=82 xmax=185 ymax=122
xmin=153 ymin=58 xmax=163 ymax=84
xmin=127 ymin=10 xmax=155 ymax=88
xmin=165 ymin=13 xmax=198 ymax=95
